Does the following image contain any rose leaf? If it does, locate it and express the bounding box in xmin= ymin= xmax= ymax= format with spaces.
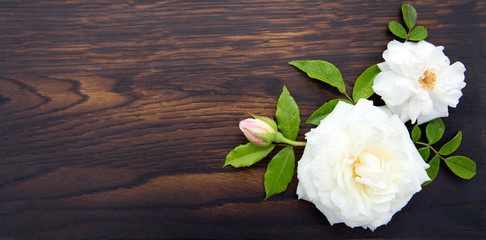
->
xmin=289 ymin=60 xmax=346 ymax=94
xmin=306 ymin=99 xmax=351 ymax=125
xmin=418 ymin=147 xmax=430 ymax=162
xmin=412 ymin=124 xmax=422 ymax=142
xmin=264 ymin=146 xmax=295 ymax=200
xmin=388 ymin=21 xmax=408 ymax=40
xmin=224 ymin=143 xmax=275 ymax=168
xmin=276 ymin=86 xmax=300 ymax=141
xmin=444 ymin=156 xmax=476 ymax=180
xmin=352 ymin=64 xmax=381 ymax=102
xmin=439 ymin=131 xmax=462 ymax=156
xmin=422 ymin=155 xmax=440 ymax=186
xmin=409 ymin=26 xmax=428 ymax=41
xmin=401 ymin=3 xmax=417 ymax=29
xmin=426 ymin=118 xmax=445 ymax=145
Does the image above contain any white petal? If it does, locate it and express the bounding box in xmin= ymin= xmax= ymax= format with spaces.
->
xmin=424 ymin=47 xmax=450 ymax=70
xmin=373 ymin=71 xmax=414 ymax=106
xmin=386 ymin=102 xmax=411 ymax=123
xmin=377 ymin=62 xmax=390 ymax=71
xmin=372 ymin=40 xmax=466 ymax=125
xmin=417 ymin=110 xmax=448 ymax=125
xmin=437 ymin=61 xmax=466 ymax=90
xmin=296 ymin=99 xmax=429 ymax=230
xmin=383 ymin=41 xmax=417 ymax=77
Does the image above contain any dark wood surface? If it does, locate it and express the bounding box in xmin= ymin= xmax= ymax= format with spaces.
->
xmin=0 ymin=0 xmax=484 ymax=239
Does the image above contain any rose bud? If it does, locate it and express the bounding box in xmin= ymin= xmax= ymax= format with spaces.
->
xmin=239 ymin=116 xmax=278 ymax=147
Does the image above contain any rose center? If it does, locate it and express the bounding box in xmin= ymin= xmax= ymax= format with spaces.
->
xmin=353 ymin=152 xmax=384 ymax=188
xmin=418 ymin=69 xmax=437 ymax=89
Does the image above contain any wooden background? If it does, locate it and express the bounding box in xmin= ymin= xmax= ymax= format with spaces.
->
xmin=0 ymin=0 xmax=484 ymax=239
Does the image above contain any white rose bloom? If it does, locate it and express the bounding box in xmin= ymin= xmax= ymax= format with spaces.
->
xmin=296 ymin=99 xmax=430 ymax=231
xmin=372 ymin=40 xmax=466 ymax=124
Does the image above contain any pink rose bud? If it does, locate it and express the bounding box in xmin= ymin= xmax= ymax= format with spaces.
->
xmin=239 ymin=117 xmax=278 ymax=147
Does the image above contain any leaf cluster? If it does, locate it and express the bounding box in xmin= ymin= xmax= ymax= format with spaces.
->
xmin=389 ymin=4 xmax=428 ymax=41
xmin=224 ymin=86 xmax=301 ymax=200
xmin=224 ymin=3 xmax=474 ymax=202
xmin=289 ymin=61 xmax=380 ymax=125
xmin=412 ymin=119 xmax=476 ymax=186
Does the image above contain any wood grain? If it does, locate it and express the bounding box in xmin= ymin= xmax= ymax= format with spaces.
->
xmin=0 ymin=0 xmax=484 ymax=239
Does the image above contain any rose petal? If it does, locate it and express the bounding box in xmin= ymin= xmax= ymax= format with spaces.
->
xmin=296 ymin=99 xmax=430 ymax=230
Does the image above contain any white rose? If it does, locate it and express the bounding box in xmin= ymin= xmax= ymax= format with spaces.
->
xmin=372 ymin=40 xmax=466 ymax=124
xmin=296 ymin=99 xmax=430 ymax=231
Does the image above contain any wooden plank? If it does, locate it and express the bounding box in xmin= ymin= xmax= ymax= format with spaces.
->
xmin=0 ymin=0 xmax=484 ymax=238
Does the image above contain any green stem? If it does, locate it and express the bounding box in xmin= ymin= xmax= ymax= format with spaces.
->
xmin=344 ymin=91 xmax=355 ymax=104
xmin=274 ymin=132 xmax=306 ymax=146
xmin=280 ymin=137 xmax=307 ymax=146
xmin=415 ymin=141 xmax=446 ymax=161
xmin=415 ymin=141 xmax=428 ymax=147
xmin=405 ymin=26 xmax=413 ymax=42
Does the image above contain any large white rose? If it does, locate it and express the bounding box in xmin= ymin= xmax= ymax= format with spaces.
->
xmin=372 ymin=40 xmax=466 ymax=124
xmin=296 ymin=99 xmax=430 ymax=231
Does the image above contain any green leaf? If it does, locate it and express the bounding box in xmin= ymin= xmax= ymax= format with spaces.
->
xmin=411 ymin=124 xmax=421 ymax=142
xmin=289 ymin=60 xmax=345 ymax=93
xmin=402 ymin=3 xmax=417 ymax=29
xmin=276 ymin=86 xmax=300 ymax=141
xmin=352 ymin=65 xmax=381 ymax=102
xmin=306 ymin=99 xmax=352 ymax=125
xmin=439 ymin=131 xmax=462 ymax=156
xmin=224 ymin=143 xmax=274 ymax=168
xmin=418 ymin=147 xmax=430 ymax=162
xmin=388 ymin=21 xmax=408 ymax=39
xmin=409 ymin=26 xmax=428 ymax=41
xmin=444 ymin=156 xmax=476 ymax=179
xmin=422 ymin=155 xmax=440 ymax=186
xmin=264 ymin=146 xmax=295 ymax=200
xmin=426 ymin=118 xmax=445 ymax=145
